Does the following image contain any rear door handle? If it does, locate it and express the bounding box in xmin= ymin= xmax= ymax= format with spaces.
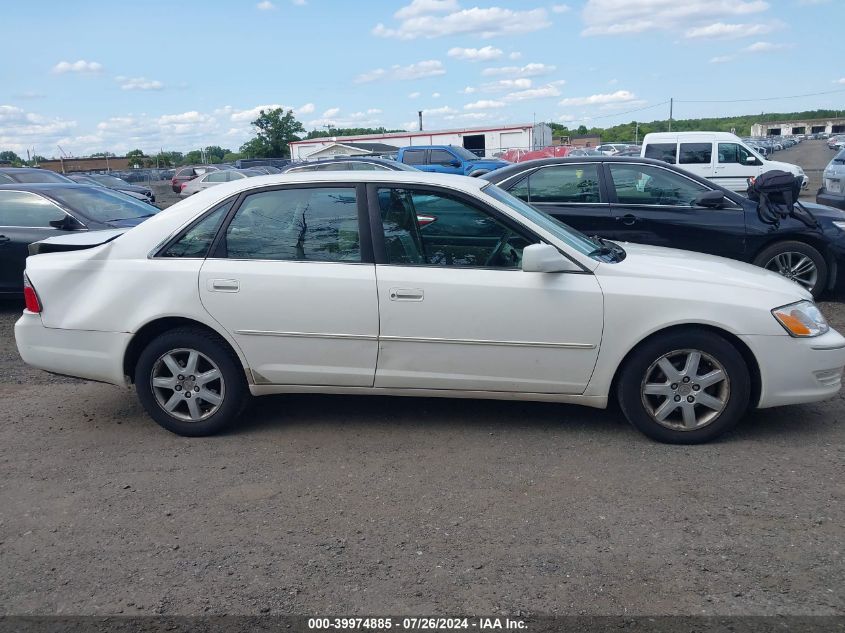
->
xmin=209 ymin=278 xmax=239 ymax=292
xmin=389 ymin=288 xmax=424 ymax=302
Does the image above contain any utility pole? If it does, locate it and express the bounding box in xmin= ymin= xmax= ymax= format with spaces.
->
xmin=635 ymin=121 xmax=639 ymax=145
xmin=668 ymin=98 xmax=673 ymax=132
xmin=418 ymin=110 xmax=423 ymax=131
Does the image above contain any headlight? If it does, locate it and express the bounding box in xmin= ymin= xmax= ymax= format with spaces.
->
xmin=772 ymin=300 xmax=829 ymax=337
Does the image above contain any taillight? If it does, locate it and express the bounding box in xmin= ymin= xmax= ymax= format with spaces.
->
xmin=23 ymin=274 xmax=42 ymax=313
xmin=180 ymin=182 xmax=188 ymax=190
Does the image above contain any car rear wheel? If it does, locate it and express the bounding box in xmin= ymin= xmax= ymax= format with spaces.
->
xmin=135 ymin=327 xmax=247 ymax=436
xmin=617 ymin=330 xmax=750 ymax=444
xmin=753 ymin=241 xmax=827 ymax=298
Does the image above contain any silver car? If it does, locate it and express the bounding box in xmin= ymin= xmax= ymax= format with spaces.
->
xmin=178 ymin=169 xmax=262 ymax=197
xmin=817 ymin=149 xmax=845 ymax=210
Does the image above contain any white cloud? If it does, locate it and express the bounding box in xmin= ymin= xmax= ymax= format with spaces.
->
xmin=117 ymin=76 xmax=164 ymax=91
xmin=256 ymin=1 xmax=276 ymax=9
xmin=581 ymin=0 xmax=770 ymax=36
xmin=409 ymin=91 xmax=422 ymax=98
xmin=461 ymin=86 xmax=477 ymax=94
xmin=432 ymin=92 xmax=441 ymax=98
xmin=292 ymin=0 xmax=306 ymax=4
xmin=743 ymin=40 xmax=786 ymax=52
xmin=509 ymin=51 xmax=522 ymax=59
xmin=422 ymin=105 xmax=459 ymax=115
xmin=395 ymin=0 xmax=460 ymax=20
xmin=709 ymin=55 xmax=735 ymax=63
xmin=558 ymin=90 xmax=637 ymax=106
xmin=557 ymin=114 xmax=577 ymax=122
xmin=52 ymin=60 xmax=103 ymax=74
xmin=684 ymin=21 xmax=779 ymax=39
xmin=481 ymin=62 xmax=556 ymax=77
xmin=481 ymin=78 xmax=534 ymax=92
xmin=308 ymin=109 xmax=384 ymax=129
xmin=355 ymin=60 xmax=446 ymax=83
xmin=464 ymin=99 xmax=506 ymax=110
xmin=374 ymin=5 xmax=551 ymax=39
xmin=0 ymin=104 xmax=77 ymax=153
xmin=297 ymin=102 xmax=316 ymax=114
xmin=551 ymin=3 xmax=570 ymax=12
xmin=503 ymin=82 xmax=564 ymax=102
xmin=322 ymin=107 xmax=341 ymax=118
xmin=447 ymin=45 xmax=503 ymax=61
xmin=836 ymin=78 xmax=845 ymax=85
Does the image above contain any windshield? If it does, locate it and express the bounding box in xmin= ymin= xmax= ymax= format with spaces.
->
xmin=482 ymin=183 xmax=601 ymax=257
xmin=46 ymin=186 xmax=159 ymax=222
xmin=11 ymin=170 xmax=73 ymax=183
xmin=90 ymin=174 xmax=130 ymax=187
xmin=450 ymin=146 xmax=482 ymax=161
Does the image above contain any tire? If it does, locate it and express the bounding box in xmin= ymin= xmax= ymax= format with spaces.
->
xmin=617 ymin=330 xmax=750 ymax=444
xmin=752 ymin=241 xmax=828 ymax=298
xmin=135 ymin=327 xmax=247 ymax=436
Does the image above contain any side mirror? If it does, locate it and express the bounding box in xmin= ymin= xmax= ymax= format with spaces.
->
xmin=49 ymin=215 xmax=86 ymax=230
xmin=522 ymin=243 xmax=581 ymax=273
xmin=693 ymin=190 xmax=726 ymax=208
xmin=745 ymin=155 xmax=757 ymax=164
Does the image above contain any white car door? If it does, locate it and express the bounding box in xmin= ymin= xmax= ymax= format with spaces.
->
xmin=369 ymin=185 xmax=604 ymax=394
xmin=198 ymin=184 xmax=379 ymax=386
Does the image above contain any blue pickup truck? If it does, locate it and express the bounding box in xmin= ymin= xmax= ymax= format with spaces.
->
xmin=397 ymin=145 xmax=509 ymax=177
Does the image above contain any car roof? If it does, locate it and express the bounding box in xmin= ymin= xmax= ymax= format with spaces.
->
xmin=481 ymin=155 xmax=678 ymax=182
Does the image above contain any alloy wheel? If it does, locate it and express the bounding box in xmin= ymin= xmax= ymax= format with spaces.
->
xmin=640 ymin=349 xmax=730 ymax=431
xmin=150 ymin=348 xmax=225 ymax=422
xmin=764 ymin=251 xmax=818 ymax=291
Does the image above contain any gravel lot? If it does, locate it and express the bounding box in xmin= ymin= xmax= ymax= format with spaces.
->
xmin=1 ymin=142 xmax=843 ymax=618
xmin=0 ymin=295 xmax=843 ymax=617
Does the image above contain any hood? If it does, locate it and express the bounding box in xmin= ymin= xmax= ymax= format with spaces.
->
xmin=598 ymin=241 xmax=810 ymax=303
xmin=799 ymin=200 xmax=845 ymax=219
xmin=117 ymin=184 xmax=151 ymax=194
xmin=105 ymin=216 xmax=150 ymax=228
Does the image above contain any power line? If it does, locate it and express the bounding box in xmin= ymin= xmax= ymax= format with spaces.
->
xmin=561 ymin=100 xmax=670 ymax=125
xmin=676 ymin=88 xmax=845 ymax=104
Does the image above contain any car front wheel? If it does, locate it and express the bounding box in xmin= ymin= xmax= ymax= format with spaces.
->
xmin=135 ymin=327 xmax=247 ymax=436
xmin=617 ymin=330 xmax=750 ymax=444
xmin=753 ymin=241 xmax=827 ymax=298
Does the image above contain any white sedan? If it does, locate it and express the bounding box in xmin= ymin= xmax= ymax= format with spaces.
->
xmin=15 ymin=172 xmax=845 ymax=443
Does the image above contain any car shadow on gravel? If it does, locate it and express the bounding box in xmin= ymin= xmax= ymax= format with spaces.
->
xmin=229 ymin=392 xmax=839 ymax=444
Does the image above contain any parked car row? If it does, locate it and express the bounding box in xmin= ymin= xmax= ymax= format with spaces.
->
xmin=67 ymin=172 xmax=155 ymax=203
xmin=817 ymin=149 xmax=845 ymax=211
xmin=828 ymin=135 xmax=845 ymax=151
xmin=14 ymin=170 xmax=845 ymax=444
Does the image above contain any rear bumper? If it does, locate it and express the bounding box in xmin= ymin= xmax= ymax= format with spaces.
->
xmin=15 ymin=312 xmax=130 ymax=386
xmin=740 ymin=329 xmax=845 ymax=408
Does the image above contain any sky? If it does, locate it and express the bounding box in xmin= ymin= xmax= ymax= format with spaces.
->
xmin=1 ymin=0 xmax=843 ymax=158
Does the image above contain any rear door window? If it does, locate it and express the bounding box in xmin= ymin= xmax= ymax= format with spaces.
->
xmin=402 ymin=150 xmax=427 ymax=166
xmin=678 ymin=143 xmax=712 ymax=165
xmin=644 ymin=143 xmax=677 ymax=164
xmin=0 ymin=191 xmax=66 ymax=227
xmin=511 ymin=164 xmax=602 ymax=204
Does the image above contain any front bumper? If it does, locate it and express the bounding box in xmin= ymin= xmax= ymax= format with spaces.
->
xmin=15 ymin=312 xmax=131 ymax=386
xmin=817 ymin=190 xmax=845 ymax=210
xmin=740 ymin=328 xmax=845 ymax=408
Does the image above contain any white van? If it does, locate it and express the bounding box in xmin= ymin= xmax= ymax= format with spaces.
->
xmin=640 ymin=132 xmax=807 ymax=193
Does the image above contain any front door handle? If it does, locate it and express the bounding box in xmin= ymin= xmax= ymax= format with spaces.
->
xmin=618 ymin=214 xmax=638 ymax=226
xmin=0 ymin=235 xmax=9 ymax=246
xmin=209 ymin=278 xmax=239 ymax=292
xmin=389 ymin=288 xmax=424 ymax=302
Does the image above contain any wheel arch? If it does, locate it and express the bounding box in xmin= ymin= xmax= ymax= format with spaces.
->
xmin=608 ymin=323 xmax=762 ymax=409
xmin=123 ymin=316 xmax=249 ymax=385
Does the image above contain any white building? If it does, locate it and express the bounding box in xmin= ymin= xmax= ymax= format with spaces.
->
xmin=751 ymin=117 xmax=845 ymax=137
xmin=289 ymin=123 xmax=552 ymax=161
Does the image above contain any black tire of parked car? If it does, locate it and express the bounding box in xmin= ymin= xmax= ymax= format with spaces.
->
xmin=617 ymin=330 xmax=750 ymax=444
xmin=752 ymin=240 xmax=828 ymax=299
xmin=135 ymin=327 xmax=247 ymax=436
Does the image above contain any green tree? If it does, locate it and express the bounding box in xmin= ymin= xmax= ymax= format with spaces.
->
xmin=240 ymin=108 xmax=304 ymax=158
xmin=0 ymin=150 xmax=22 ymax=165
xmin=125 ymin=149 xmax=146 ymax=168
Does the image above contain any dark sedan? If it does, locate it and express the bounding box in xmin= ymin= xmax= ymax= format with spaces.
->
xmin=67 ymin=173 xmax=155 ymax=203
xmin=279 ymin=156 xmax=418 ymax=172
xmin=0 ymin=167 xmax=74 ymax=184
xmin=482 ymin=156 xmax=845 ymax=297
xmin=0 ymin=183 xmax=159 ymax=294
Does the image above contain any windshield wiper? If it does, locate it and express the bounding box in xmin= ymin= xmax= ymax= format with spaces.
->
xmin=588 ymin=235 xmax=625 ymax=261
xmin=105 ymin=213 xmax=155 ymax=222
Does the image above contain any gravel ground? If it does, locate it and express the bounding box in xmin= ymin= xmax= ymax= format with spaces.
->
xmin=0 ymin=297 xmax=843 ymax=617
